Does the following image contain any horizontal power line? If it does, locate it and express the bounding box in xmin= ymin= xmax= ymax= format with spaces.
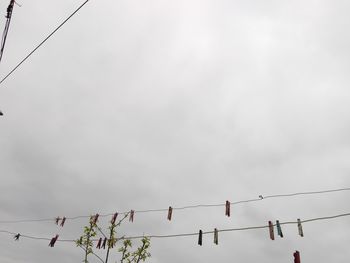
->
xmin=1 ymin=211 xmax=350 ymax=242
xmin=0 ymin=186 xmax=349 ymax=224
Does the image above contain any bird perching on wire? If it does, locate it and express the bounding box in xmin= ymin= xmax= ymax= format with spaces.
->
xmin=0 ymin=0 xmax=16 ymax=64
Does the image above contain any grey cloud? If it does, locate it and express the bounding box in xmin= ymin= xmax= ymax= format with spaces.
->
xmin=1 ymin=0 xmax=350 ymax=262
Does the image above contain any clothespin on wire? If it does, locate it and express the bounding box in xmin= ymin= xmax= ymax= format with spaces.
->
xmin=92 ymin=213 xmax=99 ymax=225
xmin=55 ymin=217 xmax=61 ymax=225
xmin=297 ymin=219 xmax=304 ymax=237
xmin=276 ymin=220 xmax=283 ymax=238
xmin=259 ymin=195 xmax=264 ymax=199
xmin=48 ymin=235 xmax=59 ymax=247
xmin=96 ymin=237 xmax=102 ymax=249
xmin=14 ymin=233 xmax=20 ymax=241
xmin=129 ymin=210 xmax=134 ymax=222
xmin=214 ymin=228 xmax=218 ymax=245
xmin=60 ymin=217 xmax=66 ymax=227
xmin=268 ymin=221 xmax=275 ymax=240
xmin=225 ymin=200 xmax=230 ymax=217
xmin=198 ymin=230 xmax=203 ymax=246
xmin=293 ymin=250 xmax=301 ymax=263
xmin=110 ymin=212 xmax=118 ymax=224
xmin=102 ymin=237 xmax=107 ymax=249
xmin=108 ymin=238 xmax=115 ymax=248
xmin=167 ymin=206 xmax=173 ymax=221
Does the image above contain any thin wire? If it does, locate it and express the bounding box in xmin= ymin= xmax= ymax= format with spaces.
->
xmin=0 ymin=0 xmax=90 ymax=85
xmin=78 ymin=244 xmax=105 ymax=263
xmin=78 ymin=245 xmax=104 ymax=263
xmin=1 ymin=186 xmax=350 ymax=224
xmin=96 ymin=225 xmax=107 ymax=239
xmin=121 ymin=212 xmax=350 ymax=240
xmin=1 ymin=211 xmax=350 ymax=242
xmin=263 ymin=187 xmax=350 ymax=199
xmin=0 ymin=218 xmax=58 ymax=223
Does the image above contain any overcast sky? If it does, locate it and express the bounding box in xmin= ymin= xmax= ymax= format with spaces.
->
xmin=0 ymin=0 xmax=350 ymax=262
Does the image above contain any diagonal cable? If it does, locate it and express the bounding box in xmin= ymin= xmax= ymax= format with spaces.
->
xmin=0 ymin=0 xmax=89 ymax=85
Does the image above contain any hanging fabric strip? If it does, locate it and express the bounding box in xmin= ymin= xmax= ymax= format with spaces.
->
xmin=167 ymin=206 xmax=173 ymax=221
xmin=293 ymin=250 xmax=301 ymax=263
xmin=225 ymin=200 xmax=230 ymax=217
xmin=214 ymin=228 xmax=218 ymax=245
xmin=55 ymin=217 xmax=60 ymax=225
xmin=198 ymin=230 xmax=203 ymax=246
xmin=297 ymin=219 xmax=304 ymax=237
xmin=268 ymin=221 xmax=275 ymax=240
xmin=276 ymin=220 xmax=283 ymax=238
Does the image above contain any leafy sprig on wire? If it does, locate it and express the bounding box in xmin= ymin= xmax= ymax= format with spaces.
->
xmin=75 ymin=212 xmax=151 ymax=263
